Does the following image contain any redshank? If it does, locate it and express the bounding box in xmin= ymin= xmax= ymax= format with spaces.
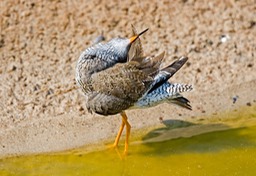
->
xmin=76 ymin=28 xmax=192 ymax=154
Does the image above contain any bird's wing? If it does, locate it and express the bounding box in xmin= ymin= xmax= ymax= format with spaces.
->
xmin=148 ymin=56 xmax=188 ymax=94
xmin=87 ymin=53 xmax=165 ymax=115
xmin=128 ymin=24 xmax=144 ymax=61
xmin=91 ymin=62 xmax=150 ymax=102
xmin=91 ymin=52 xmax=165 ymax=102
xmin=87 ymin=65 xmax=147 ymax=115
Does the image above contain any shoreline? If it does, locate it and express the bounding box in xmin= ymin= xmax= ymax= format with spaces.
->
xmin=1 ymin=80 xmax=255 ymax=159
xmin=1 ymin=0 xmax=255 ymax=160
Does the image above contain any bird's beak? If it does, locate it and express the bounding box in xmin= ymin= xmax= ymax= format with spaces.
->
xmin=129 ymin=28 xmax=149 ymax=43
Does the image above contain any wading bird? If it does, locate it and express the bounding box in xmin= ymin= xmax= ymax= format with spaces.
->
xmin=76 ymin=27 xmax=192 ymax=154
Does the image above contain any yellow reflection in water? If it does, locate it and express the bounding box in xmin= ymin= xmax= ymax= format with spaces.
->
xmin=1 ymin=106 xmax=256 ymax=176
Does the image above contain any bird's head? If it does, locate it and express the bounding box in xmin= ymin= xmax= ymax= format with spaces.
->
xmin=108 ymin=28 xmax=148 ymax=60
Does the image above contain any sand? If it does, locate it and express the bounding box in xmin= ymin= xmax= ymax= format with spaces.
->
xmin=0 ymin=0 xmax=255 ymax=157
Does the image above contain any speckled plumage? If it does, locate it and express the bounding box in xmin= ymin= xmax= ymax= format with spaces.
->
xmin=76 ymin=28 xmax=192 ymax=115
xmin=133 ymin=56 xmax=193 ymax=109
xmin=77 ymin=50 xmax=164 ymax=115
xmin=75 ymin=27 xmax=192 ymax=153
xmin=76 ymin=40 xmax=129 ymax=94
xmin=134 ymin=82 xmax=192 ymax=109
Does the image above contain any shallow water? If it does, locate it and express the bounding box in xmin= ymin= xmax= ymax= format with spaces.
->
xmin=1 ymin=106 xmax=256 ymax=176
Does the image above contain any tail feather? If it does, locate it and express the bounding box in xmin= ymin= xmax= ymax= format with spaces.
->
xmin=134 ymin=82 xmax=192 ymax=109
xmin=148 ymin=56 xmax=188 ymax=94
xmin=167 ymin=83 xmax=193 ymax=94
xmin=161 ymin=56 xmax=188 ymax=78
xmin=169 ymin=96 xmax=192 ymax=110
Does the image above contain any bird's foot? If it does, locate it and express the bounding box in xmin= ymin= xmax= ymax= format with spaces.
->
xmin=106 ymin=143 xmax=118 ymax=150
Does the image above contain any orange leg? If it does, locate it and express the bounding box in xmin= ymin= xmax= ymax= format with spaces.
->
xmin=121 ymin=111 xmax=131 ymax=154
xmin=113 ymin=114 xmax=126 ymax=147
xmin=113 ymin=111 xmax=131 ymax=154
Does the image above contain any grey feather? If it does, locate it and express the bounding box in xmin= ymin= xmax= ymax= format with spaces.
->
xmin=134 ymin=82 xmax=192 ymax=109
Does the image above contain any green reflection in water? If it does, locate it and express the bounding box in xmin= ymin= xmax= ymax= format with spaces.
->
xmin=1 ymin=106 xmax=256 ymax=176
